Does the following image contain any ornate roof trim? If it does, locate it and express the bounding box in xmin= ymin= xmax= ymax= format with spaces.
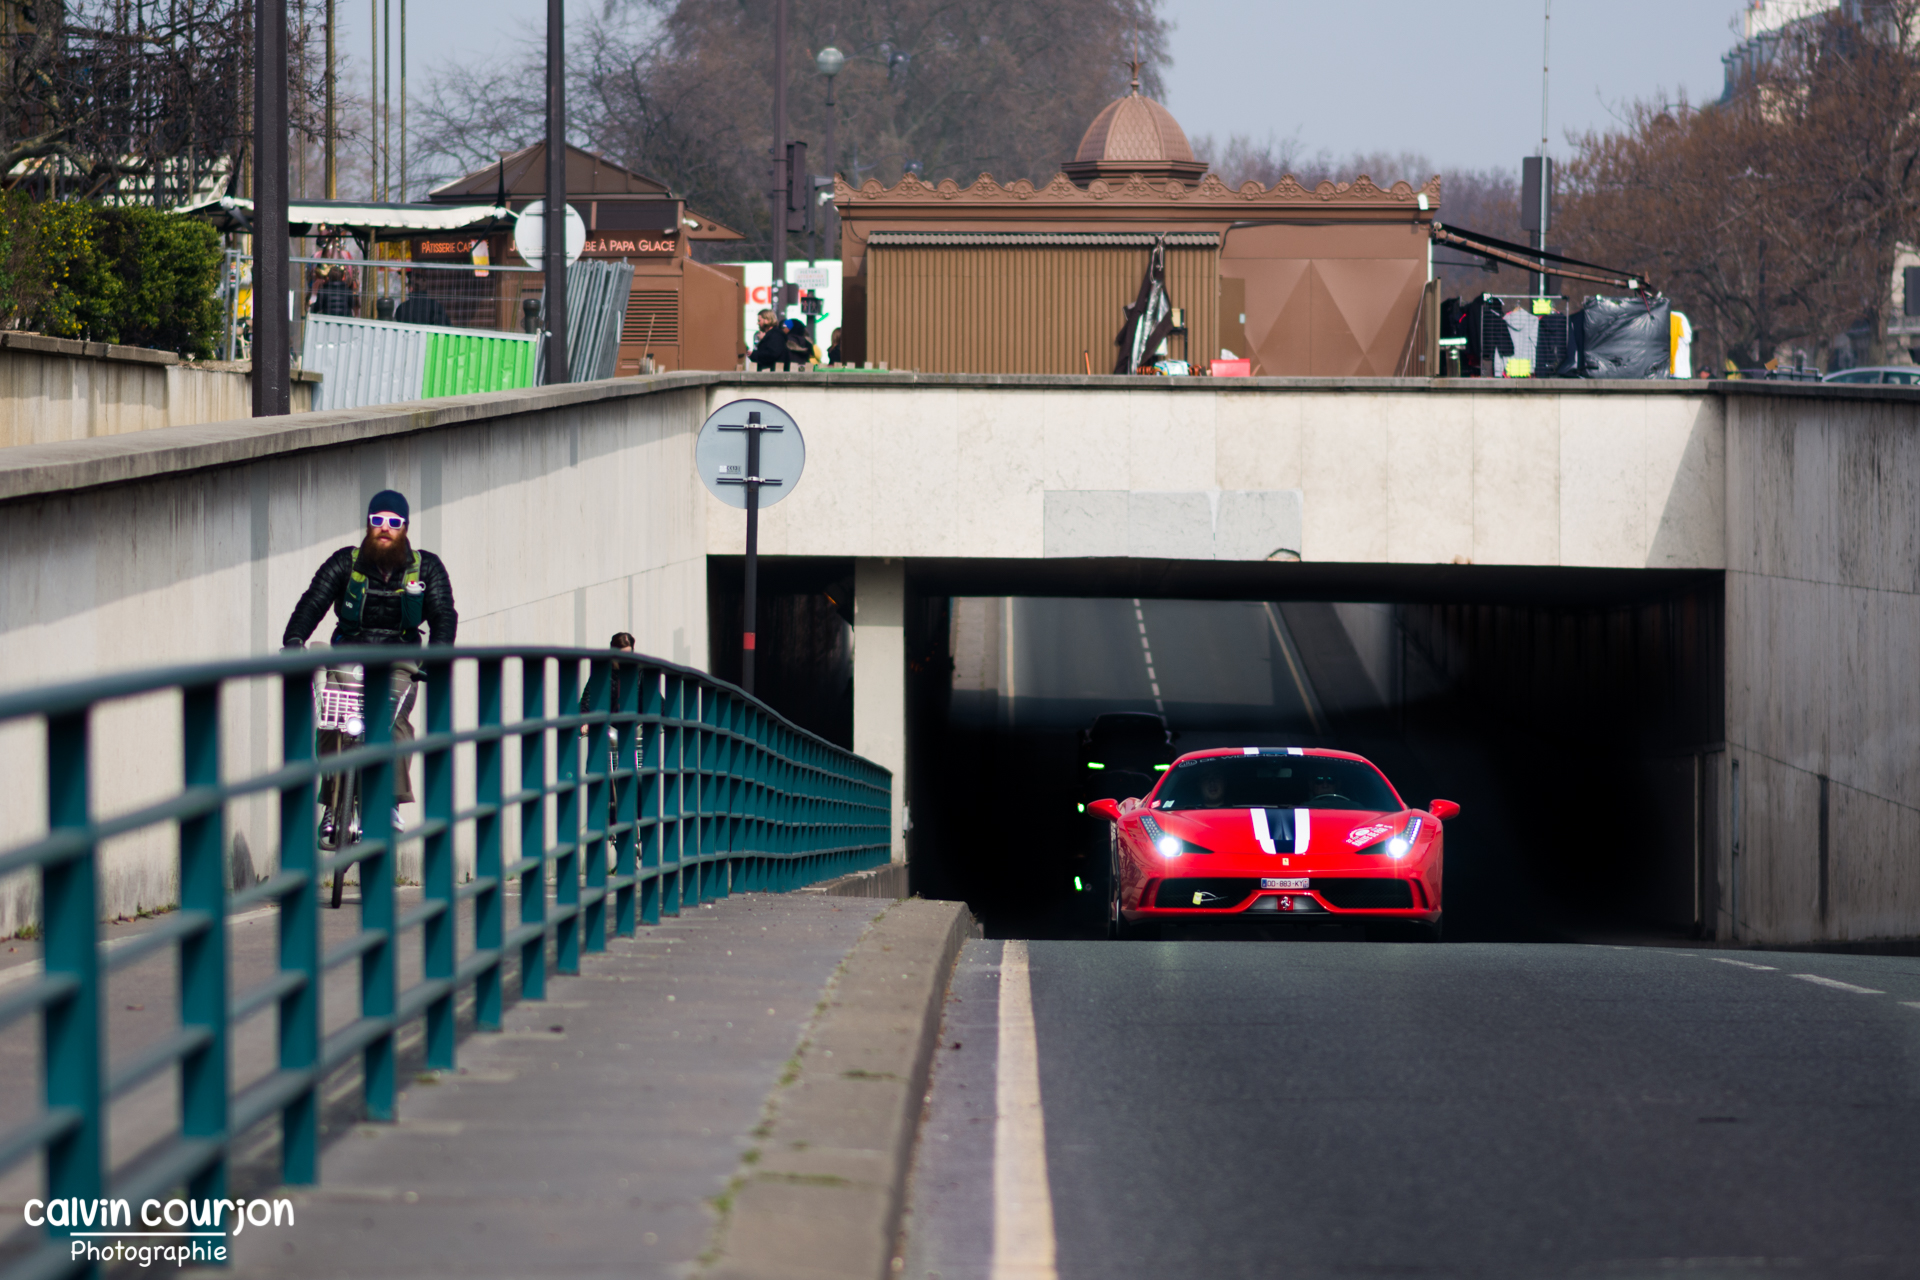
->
xmin=867 ymin=230 xmax=1220 ymax=247
xmin=837 ymin=171 xmax=1443 ymax=209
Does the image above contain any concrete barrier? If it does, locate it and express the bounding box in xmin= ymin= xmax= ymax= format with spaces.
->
xmin=1 ymin=332 xmax=316 ymax=446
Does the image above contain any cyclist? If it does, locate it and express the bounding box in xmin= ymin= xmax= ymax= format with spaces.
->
xmin=283 ymin=489 xmax=458 ymax=831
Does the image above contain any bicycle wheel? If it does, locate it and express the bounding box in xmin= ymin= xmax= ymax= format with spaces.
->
xmin=330 ymin=770 xmax=357 ymax=909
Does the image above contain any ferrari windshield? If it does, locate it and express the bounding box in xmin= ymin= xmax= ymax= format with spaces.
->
xmin=1154 ymin=756 xmax=1401 ymax=812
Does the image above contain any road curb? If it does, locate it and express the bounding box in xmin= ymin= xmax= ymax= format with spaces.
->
xmin=705 ymin=897 xmax=976 ymax=1280
xmin=800 ymin=862 xmax=911 ymax=900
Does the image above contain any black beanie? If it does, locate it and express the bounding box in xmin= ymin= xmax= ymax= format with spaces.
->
xmin=367 ymin=489 xmax=410 ymax=522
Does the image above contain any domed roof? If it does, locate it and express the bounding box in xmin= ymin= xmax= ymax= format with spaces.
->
xmin=1062 ymin=85 xmax=1208 ymax=185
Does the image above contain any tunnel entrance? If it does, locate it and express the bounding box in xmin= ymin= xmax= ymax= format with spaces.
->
xmin=898 ymin=565 xmax=1724 ymax=943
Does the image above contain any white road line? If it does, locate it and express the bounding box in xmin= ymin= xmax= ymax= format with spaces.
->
xmin=1711 ymin=957 xmax=1778 ymax=970
xmin=1902 ymin=1002 xmax=1920 ymax=1010
xmin=1131 ymin=599 xmax=1164 ymax=714
xmin=1790 ymin=973 xmax=1885 ymax=995
xmin=1260 ymin=602 xmax=1323 ymax=735
xmin=993 ymin=940 xmax=1058 ymax=1280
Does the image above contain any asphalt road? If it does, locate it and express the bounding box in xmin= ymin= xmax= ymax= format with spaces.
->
xmin=902 ymin=939 xmax=1920 ymax=1280
xmin=996 ymin=596 xmax=1317 ymax=734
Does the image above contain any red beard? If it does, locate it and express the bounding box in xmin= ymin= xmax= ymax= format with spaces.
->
xmin=358 ymin=531 xmax=413 ymax=573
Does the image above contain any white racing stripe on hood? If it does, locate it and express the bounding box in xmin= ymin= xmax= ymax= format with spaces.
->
xmin=1250 ymin=807 xmax=1276 ymax=854
xmin=1294 ymin=808 xmax=1310 ymax=855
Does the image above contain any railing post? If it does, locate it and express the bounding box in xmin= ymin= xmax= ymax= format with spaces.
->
xmin=612 ymin=657 xmax=638 ymax=936
xmin=279 ymin=663 xmax=321 ymax=1184
xmin=361 ymin=659 xmax=398 ymax=1122
xmin=660 ymin=673 xmax=683 ymax=918
xmin=178 ymin=682 xmax=230 ymax=1203
xmin=640 ymin=668 xmax=662 ymax=925
xmin=474 ymin=659 xmax=504 ymax=1029
xmin=519 ymin=657 xmax=548 ymax=999
xmin=41 ymin=709 xmax=100 ymax=1264
xmin=555 ymin=661 xmax=582 ymax=976
xmin=583 ymin=656 xmax=610 ymax=952
xmin=422 ymin=657 xmax=456 ymax=1070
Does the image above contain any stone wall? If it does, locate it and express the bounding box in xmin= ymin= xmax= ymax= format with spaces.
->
xmin=1723 ymin=385 xmax=1920 ymax=944
xmin=0 ymin=332 xmax=315 ymax=447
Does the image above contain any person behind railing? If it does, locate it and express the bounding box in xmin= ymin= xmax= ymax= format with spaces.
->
xmin=309 ymin=266 xmax=356 ymax=317
xmin=394 ymin=271 xmax=451 ymax=326
xmin=584 ymin=633 xmax=640 ymax=834
xmin=751 ymin=308 xmax=787 ymax=371
xmin=827 ymin=326 xmax=844 ymax=366
xmin=282 ymin=489 xmax=459 ymax=833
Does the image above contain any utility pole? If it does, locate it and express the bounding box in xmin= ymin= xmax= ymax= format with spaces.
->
xmin=1534 ymin=0 xmax=1551 ymax=296
xmin=253 ymin=0 xmax=290 ymax=415
xmin=369 ymin=0 xmax=377 ymax=197
xmin=382 ymin=0 xmax=391 ymax=200
xmin=399 ymin=0 xmax=406 ymax=199
xmin=769 ymin=0 xmax=787 ymax=332
xmin=544 ymin=0 xmax=569 ymax=383
xmin=324 ymin=0 xmax=335 ymax=198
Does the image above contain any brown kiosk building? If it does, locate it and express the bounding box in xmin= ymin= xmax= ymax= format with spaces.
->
xmin=836 ymin=85 xmax=1441 ymax=377
xmin=425 ymin=143 xmax=746 ymax=374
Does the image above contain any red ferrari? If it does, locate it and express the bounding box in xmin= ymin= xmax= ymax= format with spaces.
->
xmin=1088 ymin=748 xmax=1458 ymax=941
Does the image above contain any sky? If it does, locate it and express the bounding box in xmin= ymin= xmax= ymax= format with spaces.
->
xmin=336 ymin=0 xmax=1748 ymax=184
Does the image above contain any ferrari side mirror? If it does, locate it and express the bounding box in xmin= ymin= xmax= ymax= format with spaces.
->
xmin=1428 ymin=799 xmax=1461 ymax=821
xmin=1086 ymin=798 xmax=1121 ymax=821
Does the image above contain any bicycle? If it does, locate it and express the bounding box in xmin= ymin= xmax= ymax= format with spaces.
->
xmin=314 ymin=663 xmax=417 ymax=908
xmin=315 ymin=665 xmax=368 ymax=908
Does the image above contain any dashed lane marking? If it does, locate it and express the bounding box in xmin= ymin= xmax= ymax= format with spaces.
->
xmin=993 ymin=940 xmax=1058 ymax=1280
xmin=1789 ymin=973 xmax=1885 ymax=995
xmin=1131 ymin=598 xmax=1164 ymax=715
xmin=1711 ymin=958 xmax=1779 ymax=970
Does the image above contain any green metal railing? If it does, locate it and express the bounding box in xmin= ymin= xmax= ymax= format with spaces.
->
xmin=0 ymin=646 xmax=891 ymax=1278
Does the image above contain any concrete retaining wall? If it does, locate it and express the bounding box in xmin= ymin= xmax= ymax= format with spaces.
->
xmin=1723 ymin=386 xmax=1920 ymax=944
xmin=701 ymin=379 xmax=1726 ymax=571
xmin=0 ymin=332 xmax=315 ymax=447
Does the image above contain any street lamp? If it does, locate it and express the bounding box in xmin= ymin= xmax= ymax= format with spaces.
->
xmin=815 ymin=46 xmax=843 ymax=256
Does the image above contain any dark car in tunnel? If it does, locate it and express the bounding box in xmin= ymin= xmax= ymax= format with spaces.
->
xmin=1073 ymin=714 xmax=1179 ymax=897
xmin=1089 ymin=747 xmax=1458 ymax=941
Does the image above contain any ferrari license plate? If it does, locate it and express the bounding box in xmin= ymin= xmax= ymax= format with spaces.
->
xmin=1261 ymin=877 xmax=1309 ymax=890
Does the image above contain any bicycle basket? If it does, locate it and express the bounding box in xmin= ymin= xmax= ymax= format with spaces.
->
xmin=315 ymin=671 xmax=367 ymax=735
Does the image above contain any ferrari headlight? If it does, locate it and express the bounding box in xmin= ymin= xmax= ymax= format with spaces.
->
xmin=1387 ymin=816 xmax=1423 ymax=860
xmin=1140 ymin=815 xmax=1210 ymax=858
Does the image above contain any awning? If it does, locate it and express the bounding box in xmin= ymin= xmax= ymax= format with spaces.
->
xmin=176 ymin=196 xmax=516 ymax=236
xmin=865 ymin=231 xmax=1219 ymax=247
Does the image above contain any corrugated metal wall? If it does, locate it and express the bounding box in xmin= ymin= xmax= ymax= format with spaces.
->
xmin=301 ymin=314 xmax=538 ymax=410
xmin=867 ymin=244 xmax=1218 ymax=374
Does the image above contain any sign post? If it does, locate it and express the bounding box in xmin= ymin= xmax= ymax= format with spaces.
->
xmin=696 ymin=399 xmax=807 ymax=695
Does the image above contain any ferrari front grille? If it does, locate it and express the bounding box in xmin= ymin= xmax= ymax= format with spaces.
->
xmin=1312 ymin=878 xmax=1416 ymax=909
xmin=1153 ymin=878 xmax=1259 ymax=909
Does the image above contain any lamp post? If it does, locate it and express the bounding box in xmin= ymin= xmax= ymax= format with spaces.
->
xmin=815 ymin=46 xmax=843 ymax=259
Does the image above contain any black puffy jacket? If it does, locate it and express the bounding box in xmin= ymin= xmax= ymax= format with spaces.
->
xmin=282 ymin=546 xmax=458 ymax=648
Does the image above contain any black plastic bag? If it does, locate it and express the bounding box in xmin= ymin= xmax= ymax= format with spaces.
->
xmin=1572 ymin=296 xmax=1670 ymax=379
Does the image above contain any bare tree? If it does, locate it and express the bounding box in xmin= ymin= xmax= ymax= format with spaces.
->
xmin=411 ymin=0 xmax=1171 ymax=256
xmin=1560 ymin=0 xmax=1920 ymax=371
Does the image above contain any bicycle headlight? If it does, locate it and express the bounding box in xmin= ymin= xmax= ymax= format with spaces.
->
xmin=1140 ymin=814 xmax=1211 ymax=858
xmin=344 ymin=715 xmax=365 ymax=738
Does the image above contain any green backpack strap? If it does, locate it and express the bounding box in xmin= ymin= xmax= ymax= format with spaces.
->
xmin=340 ymin=551 xmax=425 ymax=630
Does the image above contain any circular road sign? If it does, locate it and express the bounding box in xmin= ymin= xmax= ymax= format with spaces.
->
xmin=696 ymin=399 xmax=806 ymax=510
xmin=512 ymin=200 xmax=587 ymax=265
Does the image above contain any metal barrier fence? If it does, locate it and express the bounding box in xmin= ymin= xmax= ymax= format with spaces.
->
xmin=0 ymin=647 xmax=891 ymax=1277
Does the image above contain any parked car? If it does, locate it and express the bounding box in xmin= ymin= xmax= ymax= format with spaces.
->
xmin=1823 ymin=366 xmax=1920 ymax=385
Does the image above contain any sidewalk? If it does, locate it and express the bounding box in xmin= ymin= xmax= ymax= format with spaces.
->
xmin=0 ymin=890 xmax=898 ymax=1278
xmin=210 ymin=891 xmax=887 ymax=1279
